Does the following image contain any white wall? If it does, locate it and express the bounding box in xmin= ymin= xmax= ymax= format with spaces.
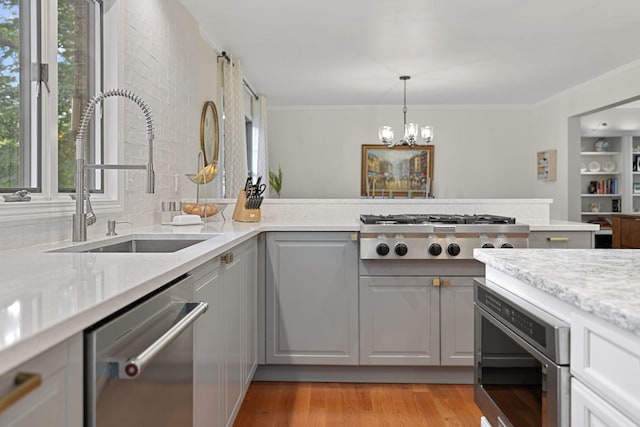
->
xmin=121 ymin=0 xmax=222 ymax=222
xmin=268 ymin=62 xmax=640 ymax=220
xmin=530 ymin=61 xmax=640 ymax=219
xmin=268 ymin=107 xmax=533 ymax=199
xmin=0 ymin=0 xmax=219 ymax=250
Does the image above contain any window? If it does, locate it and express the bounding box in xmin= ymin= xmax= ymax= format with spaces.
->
xmin=57 ymin=0 xmax=100 ymax=192
xmin=0 ymin=0 xmax=32 ymax=190
xmin=0 ymin=0 xmax=101 ymax=194
xmin=244 ymin=89 xmax=259 ymax=178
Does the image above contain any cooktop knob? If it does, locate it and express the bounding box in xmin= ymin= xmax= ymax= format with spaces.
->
xmin=500 ymin=243 xmax=514 ymax=249
xmin=481 ymin=243 xmax=495 ymax=249
xmin=447 ymin=243 xmax=461 ymax=256
xmin=395 ymin=243 xmax=408 ymax=256
xmin=376 ymin=243 xmax=390 ymax=256
xmin=428 ymin=243 xmax=442 ymax=256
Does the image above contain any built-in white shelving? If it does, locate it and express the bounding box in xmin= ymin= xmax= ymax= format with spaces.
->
xmin=579 ymin=132 xmax=640 ymax=231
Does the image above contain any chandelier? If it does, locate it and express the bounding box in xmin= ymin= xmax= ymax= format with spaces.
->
xmin=379 ymin=75 xmax=433 ymax=147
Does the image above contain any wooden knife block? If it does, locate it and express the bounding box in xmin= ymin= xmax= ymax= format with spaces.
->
xmin=232 ymin=190 xmax=261 ymax=222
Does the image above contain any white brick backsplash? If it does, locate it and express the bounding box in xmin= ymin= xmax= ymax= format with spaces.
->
xmin=0 ymin=0 xmax=219 ymax=250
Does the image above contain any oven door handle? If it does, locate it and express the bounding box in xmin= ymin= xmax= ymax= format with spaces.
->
xmin=117 ymin=301 xmax=208 ymax=379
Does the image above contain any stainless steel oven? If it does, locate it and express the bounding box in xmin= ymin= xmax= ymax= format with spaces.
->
xmin=474 ymin=278 xmax=570 ymax=427
xmin=85 ymin=275 xmax=208 ymax=427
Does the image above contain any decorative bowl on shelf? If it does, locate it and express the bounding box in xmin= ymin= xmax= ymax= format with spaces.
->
xmin=580 ymin=162 xmax=587 ymax=173
xmin=588 ymin=161 xmax=601 ymax=172
xmin=182 ymin=202 xmax=227 ymax=218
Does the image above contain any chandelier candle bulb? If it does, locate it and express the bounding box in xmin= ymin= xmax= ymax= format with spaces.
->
xmin=404 ymin=123 xmax=419 ymax=142
xmin=421 ymin=126 xmax=433 ymax=143
xmin=379 ymin=126 xmax=394 ymax=144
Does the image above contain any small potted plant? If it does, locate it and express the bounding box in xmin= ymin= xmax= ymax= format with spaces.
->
xmin=269 ymin=165 xmax=283 ymax=198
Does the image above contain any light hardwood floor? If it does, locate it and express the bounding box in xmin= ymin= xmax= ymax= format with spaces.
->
xmin=233 ymin=382 xmax=483 ymax=427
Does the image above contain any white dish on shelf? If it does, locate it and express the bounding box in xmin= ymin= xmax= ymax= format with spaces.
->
xmin=580 ymin=163 xmax=587 ymax=173
xmin=602 ymin=161 xmax=616 ymax=172
xmin=588 ymin=161 xmax=601 ymax=172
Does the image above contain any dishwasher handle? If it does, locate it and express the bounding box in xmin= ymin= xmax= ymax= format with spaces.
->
xmin=121 ymin=301 xmax=208 ymax=379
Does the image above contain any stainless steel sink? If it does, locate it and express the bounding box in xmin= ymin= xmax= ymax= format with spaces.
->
xmin=50 ymin=234 xmax=221 ymax=253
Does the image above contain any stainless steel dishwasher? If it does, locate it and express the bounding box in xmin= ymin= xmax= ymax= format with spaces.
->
xmin=85 ymin=274 xmax=208 ymax=427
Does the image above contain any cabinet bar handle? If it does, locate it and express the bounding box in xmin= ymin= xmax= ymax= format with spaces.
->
xmin=547 ymin=237 xmax=569 ymax=242
xmin=432 ymin=278 xmax=440 ymax=287
xmin=0 ymin=372 xmax=42 ymax=413
xmin=221 ymin=252 xmax=234 ymax=264
xmin=442 ymin=279 xmax=451 ymax=287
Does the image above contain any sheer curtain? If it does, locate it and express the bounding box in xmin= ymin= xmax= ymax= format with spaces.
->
xmin=222 ymin=59 xmax=248 ymax=198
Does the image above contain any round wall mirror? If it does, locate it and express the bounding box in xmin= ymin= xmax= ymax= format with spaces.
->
xmin=200 ymin=101 xmax=219 ymax=167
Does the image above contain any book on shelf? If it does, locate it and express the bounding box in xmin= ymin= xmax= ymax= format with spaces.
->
xmin=590 ymin=178 xmax=618 ymax=195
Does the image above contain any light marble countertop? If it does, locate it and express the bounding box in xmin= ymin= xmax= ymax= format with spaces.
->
xmin=0 ymin=221 xmax=253 ymax=374
xmin=474 ymin=249 xmax=640 ymax=337
xmin=0 ymin=212 xmax=597 ymax=375
xmin=524 ymin=219 xmax=599 ymax=232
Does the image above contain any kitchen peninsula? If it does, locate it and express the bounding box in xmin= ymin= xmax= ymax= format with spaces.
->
xmin=0 ymin=198 xmax=598 ymax=426
xmin=474 ymin=248 xmax=640 ymax=426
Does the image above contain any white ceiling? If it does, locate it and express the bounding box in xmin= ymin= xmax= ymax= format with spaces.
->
xmin=180 ymin=0 xmax=640 ymax=107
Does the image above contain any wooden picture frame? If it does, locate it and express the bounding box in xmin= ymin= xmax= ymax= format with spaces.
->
xmin=361 ymin=144 xmax=434 ymax=198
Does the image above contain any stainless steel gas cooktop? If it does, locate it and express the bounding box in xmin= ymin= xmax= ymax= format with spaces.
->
xmin=359 ymin=213 xmax=529 ymax=260
xmin=360 ymin=213 xmax=517 ymax=225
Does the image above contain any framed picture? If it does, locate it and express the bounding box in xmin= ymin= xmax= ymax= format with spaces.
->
xmin=634 ymin=183 xmax=640 ymax=194
xmin=361 ymin=144 xmax=434 ymax=197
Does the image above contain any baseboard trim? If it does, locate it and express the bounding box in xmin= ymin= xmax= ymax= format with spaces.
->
xmin=253 ymin=365 xmax=473 ymax=384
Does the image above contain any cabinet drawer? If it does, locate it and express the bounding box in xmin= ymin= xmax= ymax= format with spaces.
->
xmin=0 ymin=341 xmax=69 ymax=426
xmin=571 ymin=311 xmax=640 ymax=424
xmin=571 ymin=378 xmax=636 ymax=427
xmin=529 ymin=231 xmax=593 ymax=248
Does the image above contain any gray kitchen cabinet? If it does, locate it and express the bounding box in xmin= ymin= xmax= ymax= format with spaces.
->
xmin=193 ymin=237 xmax=258 ymax=427
xmin=222 ymin=238 xmax=257 ymax=425
xmin=529 ymin=230 xmax=594 ymax=248
xmin=359 ymin=276 xmax=440 ymax=365
xmin=223 ymin=246 xmax=244 ymax=425
xmin=193 ymin=260 xmax=223 ymax=427
xmin=243 ymin=237 xmax=258 ymax=390
xmin=359 ymin=274 xmax=474 ymax=367
xmin=0 ymin=334 xmax=82 ymax=427
xmin=439 ymin=277 xmax=474 ymax=365
xmin=265 ymin=232 xmax=359 ymax=365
